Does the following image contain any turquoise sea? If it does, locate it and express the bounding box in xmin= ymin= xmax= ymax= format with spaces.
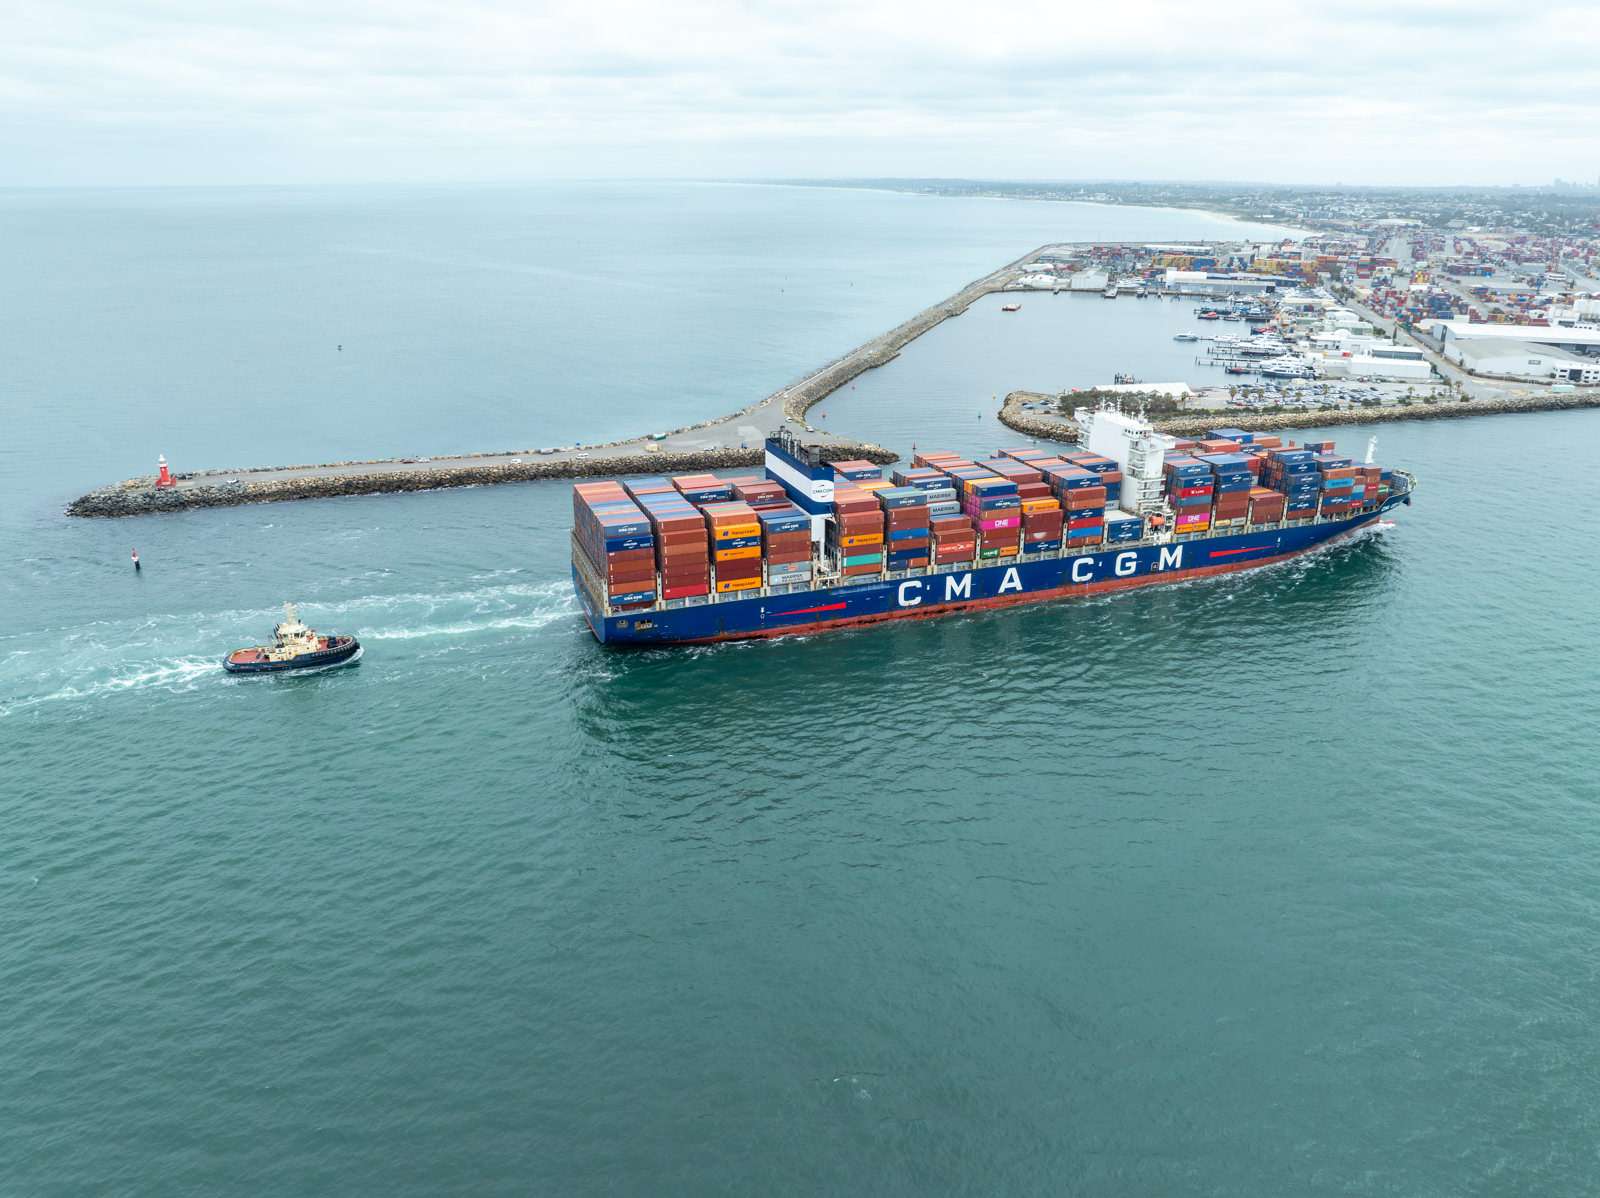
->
xmin=4 ymin=183 xmax=1599 ymax=1195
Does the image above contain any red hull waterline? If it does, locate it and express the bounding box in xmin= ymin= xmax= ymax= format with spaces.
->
xmin=583 ymin=515 xmax=1386 ymax=645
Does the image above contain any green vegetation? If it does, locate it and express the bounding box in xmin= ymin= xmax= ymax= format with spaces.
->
xmin=1057 ymin=388 xmax=1186 ymax=417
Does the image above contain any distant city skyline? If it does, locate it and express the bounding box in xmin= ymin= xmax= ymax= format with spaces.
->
xmin=4 ymin=0 xmax=1597 ymax=188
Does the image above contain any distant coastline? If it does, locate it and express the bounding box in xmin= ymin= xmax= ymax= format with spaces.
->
xmin=746 ymin=177 xmax=1313 ymax=237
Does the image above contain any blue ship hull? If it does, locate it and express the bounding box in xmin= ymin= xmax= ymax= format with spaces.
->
xmin=577 ymin=493 xmax=1410 ymax=646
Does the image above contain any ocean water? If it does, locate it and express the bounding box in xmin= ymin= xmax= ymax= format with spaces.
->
xmin=4 ymin=184 xmax=1600 ymax=1196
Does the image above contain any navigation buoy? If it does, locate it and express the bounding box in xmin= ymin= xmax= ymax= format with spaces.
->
xmin=155 ymin=454 xmax=175 ymax=488
xmin=131 ymin=548 xmax=140 ymax=572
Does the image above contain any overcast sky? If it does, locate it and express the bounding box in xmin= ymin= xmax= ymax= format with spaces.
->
xmin=5 ymin=0 xmax=1597 ymax=188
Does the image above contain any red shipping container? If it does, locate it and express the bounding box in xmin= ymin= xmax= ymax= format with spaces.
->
xmin=1064 ymin=487 xmax=1108 ymax=509
xmin=603 ymin=561 xmax=658 ymax=583
xmin=661 ymin=582 xmax=710 ymax=600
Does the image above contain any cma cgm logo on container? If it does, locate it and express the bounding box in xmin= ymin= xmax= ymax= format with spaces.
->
xmin=894 ymin=545 xmax=1184 ymax=608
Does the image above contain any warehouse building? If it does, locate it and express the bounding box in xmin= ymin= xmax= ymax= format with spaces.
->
xmin=1160 ymin=269 xmax=1279 ymax=296
xmin=1320 ymin=345 xmax=1434 ymax=381
xmin=1425 ymin=318 xmax=1600 ymax=358
xmin=1444 ymin=338 xmax=1600 ymax=384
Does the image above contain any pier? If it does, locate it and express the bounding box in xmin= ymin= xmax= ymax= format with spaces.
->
xmin=997 ymin=388 xmax=1600 ymax=443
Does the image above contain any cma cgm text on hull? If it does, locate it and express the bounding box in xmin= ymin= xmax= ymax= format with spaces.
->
xmin=570 ymin=408 xmax=1414 ymax=646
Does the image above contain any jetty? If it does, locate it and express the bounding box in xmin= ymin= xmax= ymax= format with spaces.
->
xmin=997 ymin=388 xmax=1600 ymax=443
xmin=67 ymin=245 xmax=1046 ymax=517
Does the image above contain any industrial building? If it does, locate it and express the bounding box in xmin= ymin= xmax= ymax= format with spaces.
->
xmin=1444 ymin=338 xmax=1600 ymax=384
xmin=1424 ymin=318 xmax=1600 ymax=358
xmin=1318 ymin=344 xmax=1434 ymax=381
xmin=1160 ymin=269 xmax=1280 ymax=296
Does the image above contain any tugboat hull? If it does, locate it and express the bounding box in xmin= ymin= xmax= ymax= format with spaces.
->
xmin=223 ymin=636 xmax=362 ymax=675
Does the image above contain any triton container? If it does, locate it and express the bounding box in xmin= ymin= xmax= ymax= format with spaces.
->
xmin=572 ymin=411 xmax=1415 ymax=646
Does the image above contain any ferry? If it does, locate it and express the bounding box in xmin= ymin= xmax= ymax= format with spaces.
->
xmin=223 ymin=604 xmax=362 ymax=674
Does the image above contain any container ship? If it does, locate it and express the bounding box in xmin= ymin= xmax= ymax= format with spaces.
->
xmin=570 ymin=406 xmax=1414 ymax=646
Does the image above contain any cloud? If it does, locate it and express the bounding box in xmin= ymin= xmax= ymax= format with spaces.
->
xmin=1 ymin=0 xmax=1597 ymax=185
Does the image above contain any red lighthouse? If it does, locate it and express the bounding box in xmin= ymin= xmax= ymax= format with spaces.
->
xmin=155 ymin=453 xmax=174 ymax=488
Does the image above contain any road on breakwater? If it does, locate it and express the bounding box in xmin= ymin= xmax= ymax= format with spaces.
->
xmin=68 ymin=243 xmax=1053 ymax=517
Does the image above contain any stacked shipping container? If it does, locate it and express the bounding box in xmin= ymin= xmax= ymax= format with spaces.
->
xmin=1259 ymin=448 xmax=1321 ymax=520
xmin=878 ymin=486 xmax=931 ymax=570
xmin=701 ymin=500 xmax=764 ymax=594
xmin=1045 ymin=465 xmax=1108 ymax=546
xmin=1163 ymin=456 xmax=1214 ymax=534
xmin=829 ymin=487 xmax=886 ymax=577
xmin=1197 ymin=453 xmax=1255 ymax=528
xmin=626 ymin=477 xmax=711 ymax=600
xmin=760 ymin=505 xmax=813 ymax=586
xmin=961 ymin=476 xmax=1022 ymax=559
xmin=572 ymin=481 xmax=658 ymax=608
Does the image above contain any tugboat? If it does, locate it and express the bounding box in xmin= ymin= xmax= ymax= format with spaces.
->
xmin=223 ymin=603 xmax=361 ymax=675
